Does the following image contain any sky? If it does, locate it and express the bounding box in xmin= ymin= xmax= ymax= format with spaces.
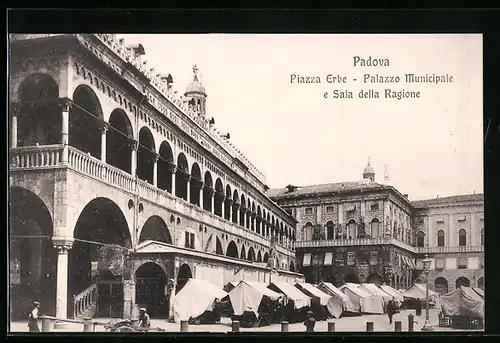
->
xmin=119 ymin=34 xmax=483 ymax=201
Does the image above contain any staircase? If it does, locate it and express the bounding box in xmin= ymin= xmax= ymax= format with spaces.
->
xmin=72 ymin=283 xmax=97 ymax=319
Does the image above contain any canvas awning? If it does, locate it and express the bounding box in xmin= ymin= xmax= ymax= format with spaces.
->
xmin=359 ymin=283 xmax=392 ymax=304
xmin=229 ymin=280 xmax=282 ymax=316
xmin=316 ymin=282 xmax=350 ymax=318
xmin=339 ymin=284 xmax=384 ymax=314
xmin=303 ymin=253 xmax=312 ymax=266
xmin=324 ymin=252 xmax=333 ymax=266
xmin=440 ymin=286 xmax=484 ymax=319
xmin=472 ymin=287 xmax=484 ymax=299
xmin=295 ymin=283 xmax=331 ymax=306
xmin=380 ymin=285 xmax=404 ymax=303
xmin=402 ymin=283 xmax=438 ymax=300
xmin=269 ymin=282 xmax=311 ymax=309
xmin=172 ymin=279 xmax=228 ymax=323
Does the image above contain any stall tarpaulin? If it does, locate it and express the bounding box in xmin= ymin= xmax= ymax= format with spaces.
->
xmin=224 ymin=281 xmax=240 ymax=292
xmin=440 ymin=286 xmax=484 ymax=319
xmin=269 ymin=282 xmax=311 ymax=309
xmin=316 ymin=282 xmax=350 ymax=318
xmin=359 ymin=283 xmax=392 ymax=306
xmin=339 ymin=284 xmax=384 ymax=314
xmin=380 ymin=285 xmax=404 ymax=303
xmin=229 ymin=281 xmax=282 ymax=316
xmin=172 ymin=279 xmax=228 ymax=323
xmin=295 ymin=283 xmax=331 ymax=306
xmin=472 ymin=287 xmax=484 ymax=299
xmin=402 ymin=283 xmax=438 ymax=300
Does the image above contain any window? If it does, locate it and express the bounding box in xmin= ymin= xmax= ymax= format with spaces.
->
xmin=304 ymin=222 xmax=313 ymax=241
xmin=347 ymin=220 xmax=356 ymax=239
xmin=458 ymin=229 xmax=467 ymax=247
xmin=437 ymin=230 xmax=445 ymax=247
xmin=370 ymin=203 xmax=379 ymax=211
xmin=347 ymin=252 xmax=356 ymax=266
xmin=326 ymin=221 xmax=335 ymax=240
xmin=457 ymin=257 xmax=467 ymax=269
xmin=416 ymin=231 xmax=425 ymax=247
xmin=370 ymin=218 xmax=380 ymax=238
xmin=435 ymin=258 xmax=445 ymax=270
xmin=481 ymin=229 xmax=484 ymax=246
xmin=326 ymin=206 xmax=334 ymax=213
xmin=305 ymin=207 xmax=313 ymax=215
xmin=417 ymin=217 xmax=424 ymax=224
xmin=184 ymin=232 xmax=195 ymax=249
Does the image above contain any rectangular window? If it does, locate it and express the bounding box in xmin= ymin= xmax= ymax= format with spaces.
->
xmin=302 ymin=253 xmax=312 ymax=267
xmin=369 ymin=251 xmax=379 ymax=266
xmin=184 ymin=232 xmax=190 ymax=248
xmin=435 ymin=258 xmax=445 ymax=270
xmin=370 ymin=203 xmax=379 ymax=211
xmin=347 ymin=252 xmax=356 ymax=266
xmin=417 ymin=217 xmax=424 ymax=224
xmin=457 ymin=216 xmax=466 ymax=222
xmin=324 ymin=252 xmax=333 ymax=266
xmin=457 ymin=257 xmax=467 ymax=269
xmin=305 ymin=207 xmax=313 ymax=215
xmin=190 ymin=233 xmax=195 ymax=249
xmin=326 ymin=206 xmax=334 ymax=213
xmin=437 ymin=235 xmax=445 ymax=247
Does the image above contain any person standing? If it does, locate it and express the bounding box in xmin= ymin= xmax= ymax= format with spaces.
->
xmin=386 ymin=300 xmax=395 ymax=324
xmin=303 ymin=310 xmax=316 ymax=332
xmin=28 ymin=301 xmax=40 ymax=332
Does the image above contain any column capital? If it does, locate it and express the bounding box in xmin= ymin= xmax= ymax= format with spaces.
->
xmin=58 ymin=97 xmax=72 ymax=112
xmin=169 ymin=163 xmax=177 ymax=174
xmin=100 ymin=121 xmax=109 ymax=134
xmin=152 ymin=153 xmax=160 ymax=163
xmin=233 ymin=202 xmax=241 ymax=209
xmin=205 ymin=186 xmax=214 ymax=195
xmin=52 ymin=237 xmax=74 ymax=251
xmin=251 ymin=212 xmax=257 ymax=218
xmin=226 ymin=198 xmax=234 ymax=205
xmin=128 ymin=139 xmax=139 ymax=151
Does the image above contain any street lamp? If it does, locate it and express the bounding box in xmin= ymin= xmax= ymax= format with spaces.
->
xmin=421 ymin=254 xmax=434 ymax=331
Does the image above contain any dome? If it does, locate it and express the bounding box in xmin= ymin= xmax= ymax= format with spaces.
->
xmin=364 ymin=164 xmax=375 ymax=175
xmin=185 ymin=79 xmax=206 ymax=95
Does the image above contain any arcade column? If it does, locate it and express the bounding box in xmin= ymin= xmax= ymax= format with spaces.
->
xmin=123 ymin=279 xmax=136 ymax=319
xmin=52 ymin=237 xmax=73 ymax=328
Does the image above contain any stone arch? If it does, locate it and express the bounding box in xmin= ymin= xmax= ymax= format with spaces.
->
xmin=70 ymin=84 xmax=104 ymax=159
xmin=15 ymin=73 xmax=61 ymax=147
xmin=158 ymin=141 xmax=174 ymax=193
xmin=290 ymin=261 xmax=295 ymax=272
xmin=304 ymin=222 xmax=313 ymax=241
xmin=437 ymin=229 xmax=445 ymax=247
xmin=203 ymin=171 xmax=214 ymax=212
xmin=326 ymin=220 xmax=335 ymax=240
xmin=263 ymin=252 xmax=269 ymax=264
xmin=107 ymin=108 xmax=134 ymax=174
xmin=251 ymin=202 xmax=256 ymax=231
xmin=9 ymin=186 xmax=56 ymax=319
xmin=175 ymin=153 xmax=189 ymax=200
xmin=434 ymin=277 xmax=449 ymax=294
xmin=232 ymin=190 xmax=239 ymax=224
xmin=215 ymin=236 xmax=223 ymax=255
xmin=135 ymin=262 xmax=168 ymax=318
xmin=256 ymin=206 xmax=262 ymax=235
xmin=224 ymin=185 xmax=232 ymax=221
xmin=366 ymin=273 xmax=384 ymax=286
xmin=70 ymin=197 xmax=131 ymax=317
xmin=240 ymin=245 xmax=246 ymax=260
xmin=176 ymin=264 xmax=192 ymax=294
xmin=137 ymin=126 xmax=156 ymax=184
xmin=214 ymin=178 xmax=224 ymax=217
xmin=416 ymin=230 xmax=425 ymax=247
xmin=239 ymin=194 xmax=246 ymax=227
xmin=138 ymin=215 xmax=172 ymax=244
xmin=247 ymin=247 xmax=256 ymax=262
xmin=458 ymin=229 xmax=467 ymax=246
xmin=257 ymin=250 xmax=262 ymax=263
xmin=189 ymin=162 xmax=202 ymax=206
xmin=226 ymin=240 xmax=238 ymax=258
xmin=370 ymin=218 xmax=381 ymax=238
xmin=456 ymin=276 xmax=470 ymax=288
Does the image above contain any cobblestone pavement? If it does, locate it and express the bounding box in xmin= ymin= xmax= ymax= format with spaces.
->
xmin=9 ymin=309 xmax=480 ymax=333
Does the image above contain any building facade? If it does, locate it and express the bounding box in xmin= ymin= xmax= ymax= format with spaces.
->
xmin=8 ymin=34 xmax=301 ymax=322
xmin=267 ymin=162 xmax=484 ymax=295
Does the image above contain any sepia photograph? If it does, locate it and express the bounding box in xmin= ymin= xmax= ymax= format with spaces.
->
xmin=8 ymin=33 xmax=484 ymax=333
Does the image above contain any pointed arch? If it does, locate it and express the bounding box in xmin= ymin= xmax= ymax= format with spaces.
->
xmin=247 ymin=247 xmax=256 ymax=262
xmin=158 ymin=141 xmax=174 ymax=192
xmin=189 ymin=162 xmax=202 ymax=206
xmin=203 ymin=171 xmax=214 ymax=212
xmin=214 ymin=178 xmax=224 ymax=217
xmin=257 ymin=250 xmax=262 ymax=263
xmin=137 ymin=127 xmax=156 ymax=184
xmin=107 ymin=108 xmax=134 ymax=173
xmin=224 ymin=185 xmax=232 ymax=221
xmin=226 ymin=240 xmax=238 ymax=258
xmin=240 ymin=245 xmax=246 ymax=260
xmin=175 ymin=153 xmax=189 ymax=200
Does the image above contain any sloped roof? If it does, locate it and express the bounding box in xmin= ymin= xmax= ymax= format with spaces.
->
xmin=266 ymin=181 xmax=388 ymax=198
xmin=412 ymin=193 xmax=483 ymax=208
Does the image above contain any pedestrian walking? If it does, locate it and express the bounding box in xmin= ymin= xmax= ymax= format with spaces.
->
xmin=28 ymin=301 xmax=40 ymax=332
xmin=303 ymin=310 xmax=316 ymax=332
xmin=386 ymin=300 xmax=395 ymax=324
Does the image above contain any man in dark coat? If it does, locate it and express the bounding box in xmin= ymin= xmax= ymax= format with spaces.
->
xmin=28 ymin=301 xmax=41 ymax=332
xmin=386 ymin=300 xmax=395 ymax=324
xmin=303 ymin=310 xmax=316 ymax=332
xmin=415 ymin=298 xmax=422 ymax=316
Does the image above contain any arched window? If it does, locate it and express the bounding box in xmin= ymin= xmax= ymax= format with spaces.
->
xmin=458 ymin=229 xmax=467 ymax=247
xmin=437 ymin=230 xmax=445 ymax=247
xmin=416 ymin=231 xmax=425 ymax=247
xmin=304 ymin=222 xmax=313 ymax=241
xmin=480 ymin=229 xmax=484 ymax=246
xmin=347 ymin=220 xmax=356 ymax=239
xmin=326 ymin=221 xmax=334 ymax=240
xmin=370 ymin=218 xmax=380 ymax=238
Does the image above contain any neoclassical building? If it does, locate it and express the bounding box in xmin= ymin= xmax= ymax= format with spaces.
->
xmin=267 ymin=161 xmax=484 ymax=294
xmin=8 ymin=34 xmax=301 ymax=322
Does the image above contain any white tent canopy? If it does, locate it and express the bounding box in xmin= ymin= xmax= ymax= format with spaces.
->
xmin=295 ymin=283 xmax=331 ymax=306
xmin=172 ymin=279 xmax=228 ymax=323
xmin=269 ymin=282 xmax=311 ymax=309
xmin=339 ymin=284 xmax=384 ymax=314
xmin=316 ymin=282 xmax=350 ymax=318
xmin=229 ymin=280 xmax=282 ymax=317
xmin=402 ymin=283 xmax=438 ymax=300
xmin=360 ymin=283 xmax=392 ymax=305
xmin=380 ymin=285 xmax=404 ymax=303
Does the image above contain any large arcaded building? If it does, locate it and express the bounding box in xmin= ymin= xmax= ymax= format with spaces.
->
xmin=9 ymin=34 xmax=301 ymax=322
xmin=268 ymin=161 xmax=484 ymax=294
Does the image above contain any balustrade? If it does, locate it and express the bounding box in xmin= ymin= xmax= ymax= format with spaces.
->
xmin=295 ymin=237 xmax=416 ymax=253
xmin=10 ymin=145 xmax=63 ymax=169
xmin=72 ymin=283 xmax=97 ymax=318
xmin=415 ymin=245 xmax=483 ymax=254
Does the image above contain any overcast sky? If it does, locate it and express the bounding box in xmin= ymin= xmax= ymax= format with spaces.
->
xmin=119 ymin=34 xmax=483 ymax=201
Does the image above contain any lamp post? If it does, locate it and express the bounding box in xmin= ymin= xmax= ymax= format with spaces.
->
xmin=421 ymin=254 xmax=433 ymax=331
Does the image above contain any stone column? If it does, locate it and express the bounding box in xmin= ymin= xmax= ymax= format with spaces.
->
xmin=171 ymin=164 xmax=177 ymax=195
xmin=152 ymin=154 xmax=159 ymax=187
xmin=227 ymin=199 xmax=233 ymax=221
xmin=60 ymin=99 xmax=71 ymax=163
xmin=52 ymin=237 xmax=73 ymax=328
xmin=251 ymin=213 xmax=256 ymax=231
xmin=220 ymin=196 xmax=225 ymax=218
xmin=186 ymin=175 xmax=191 ymax=203
xmin=123 ymin=280 xmax=136 ymax=319
xmin=130 ymin=140 xmax=138 ymax=176
xmin=100 ymin=123 xmax=108 ymax=163
xmin=241 ymin=208 xmax=246 ymax=227
xmin=210 ymin=189 xmax=215 ymax=213
xmin=199 ymin=182 xmax=204 ymax=208
xmin=234 ymin=203 xmax=240 ymax=224
xmin=11 ymin=104 xmax=19 ymax=148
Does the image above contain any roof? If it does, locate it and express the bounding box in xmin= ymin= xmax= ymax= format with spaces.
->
xmin=266 ymin=181 xmax=388 ymax=198
xmin=295 ymin=283 xmax=331 ymax=302
xmin=185 ymin=79 xmax=206 ymax=95
xmin=363 ymin=164 xmax=375 ymax=175
xmin=412 ymin=193 xmax=484 ymax=208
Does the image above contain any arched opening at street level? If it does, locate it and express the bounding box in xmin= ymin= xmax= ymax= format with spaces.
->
xmin=69 ymin=197 xmax=132 ymax=318
xmin=434 ymin=277 xmax=449 ymax=295
xmin=137 ymin=127 xmax=156 ymax=184
xmin=107 ymin=109 xmax=133 ymax=174
xmin=69 ymin=85 xmax=103 ymax=159
xmin=16 ymin=73 xmax=61 ymax=147
xmin=176 ymin=264 xmax=192 ymax=295
xmin=9 ymin=186 xmax=57 ymax=320
xmin=226 ymin=241 xmax=238 ymax=259
xmin=138 ymin=216 xmax=172 ymax=244
xmin=247 ymin=247 xmax=256 ymax=262
xmin=455 ymin=276 xmax=470 ymax=289
xmin=135 ymin=262 xmax=168 ymax=318
xmin=214 ymin=178 xmax=224 ymax=217
xmin=157 ymin=141 xmax=174 ymax=193
xmin=189 ymin=162 xmax=202 ymax=206
xmin=366 ymin=273 xmax=384 ymax=286
xmin=175 ymin=153 xmax=189 ymax=201
xmin=203 ymin=172 xmax=213 ymax=212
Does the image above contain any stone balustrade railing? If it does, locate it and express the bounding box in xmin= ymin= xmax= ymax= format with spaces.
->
xmin=10 ymin=145 xmax=294 ymax=256
xmin=415 ymin=245 xmax=484 ymax=254
xmin=295 ymin=237 xmax=416 ymax=253
xmin=72 ymin=283 xmax=97 ymax=318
